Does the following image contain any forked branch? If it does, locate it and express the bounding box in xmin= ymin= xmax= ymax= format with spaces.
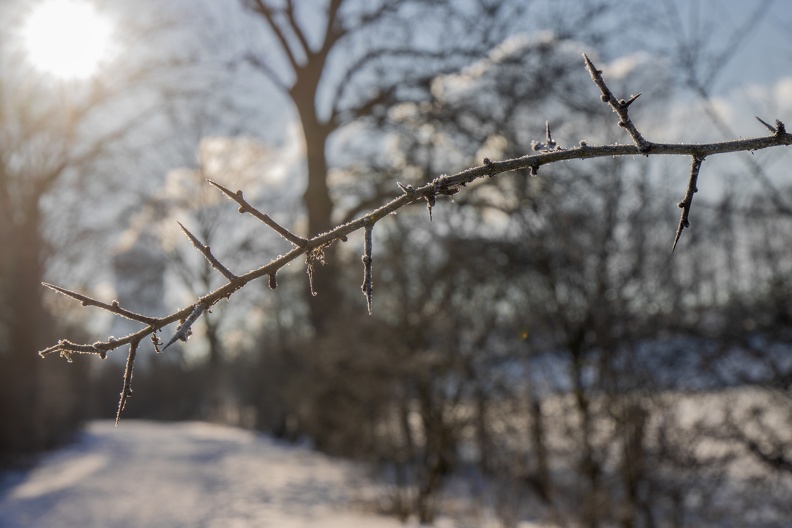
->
xmin=39 ymin=54 xmax=792 ymax=421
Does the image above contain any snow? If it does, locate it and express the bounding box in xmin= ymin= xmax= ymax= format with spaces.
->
xmin=0 ymin=420 xmax=403 ymax=528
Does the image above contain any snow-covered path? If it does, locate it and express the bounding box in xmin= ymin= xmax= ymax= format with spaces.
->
xmin=0 ymin=420 xmax=401 ymax=528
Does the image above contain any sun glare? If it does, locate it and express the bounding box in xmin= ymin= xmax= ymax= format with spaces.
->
xmin=22 ymin=0 xmax=113 ymax=80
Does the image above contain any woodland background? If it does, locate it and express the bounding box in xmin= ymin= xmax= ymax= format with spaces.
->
xmin=1 ymin=0 xmax=792 ymax=526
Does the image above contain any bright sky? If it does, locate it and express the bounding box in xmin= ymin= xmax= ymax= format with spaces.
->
xmin=661 ymin=0 xmax=791 ymax=95
xmin=22 ymin=0 xmax=114 ymax=79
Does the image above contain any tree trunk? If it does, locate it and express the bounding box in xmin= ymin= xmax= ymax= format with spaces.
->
xmin=530 ymin=396 xmax=552 ymax=503
xmin=0 ymin=207 xmax=46 ymax=453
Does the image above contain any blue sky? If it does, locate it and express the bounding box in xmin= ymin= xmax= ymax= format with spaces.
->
xmin=663 ymin=0 xmax=791 ymax=95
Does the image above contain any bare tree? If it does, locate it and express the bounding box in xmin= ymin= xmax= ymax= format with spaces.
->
xmin=239 ymin=0 xmax=538 ymax=330
xmin=0 ymin=0 xmax=201 ymax=453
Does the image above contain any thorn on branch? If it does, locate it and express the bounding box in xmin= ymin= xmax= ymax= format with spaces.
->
xmin=397 ymin=182 xmax=415 ymax=194
xmin=361 ymin=220 xmax=374 ymax=315
xmin=583 ymin=53 xmax=651 ymax=153
xmin=621 ymin=93 xmax=642 ymax=108
xmin=162 ymin=303 xmax=206 ymax=350
xmin=178 ymin=222 xmax=238 ymax=282
xmin=531 ymin=121 xmax=560 ymax=152
xmin=269 ymin=273 xmax=277 ymax=289
xmin=756 ymin=116 xmax=776 ymax=133
xmin=424 ymin=174 xmax=460 ymax=221
xmin=673 ymin=156 xmax=705 ymax=252
xmin=208 ymin=179 xmax=307 ymax=248
xmin=116 ymin=340 xmax=139 ymax=426
xmin=546 ymin=121 xmax=556 ymax=150
xmin=42 ymin=282 xmax=157 ymax=326
xmin=755 ymin=116 xmax=787 ymax=135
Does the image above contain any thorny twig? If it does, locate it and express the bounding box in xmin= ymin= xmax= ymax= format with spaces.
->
xmin=116 ymin=340 xmax=139 ymax=425
xmin=42 ymin=282 xmax=157 ymax=327
xmin=178 ymin=222 xmax=238 ymax=281
xmin=208 ymin=179 xmax=308 ymax=248
xmin=39 ymin=53 xmax=792 ymax=421
xmin=361 ymin=219 xmax=374 ymax=315
xmin=673 ymin=156 xmax=705 ymax=252
xmin=583 ymin=53 xmax=649 ymax=152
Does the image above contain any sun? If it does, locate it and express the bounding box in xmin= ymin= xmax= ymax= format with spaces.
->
xmin=22 ymin=0 xmax=113 ymax=80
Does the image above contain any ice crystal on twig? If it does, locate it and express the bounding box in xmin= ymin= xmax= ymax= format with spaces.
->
xmin=306 ymin=247 xmax=326 ymax=297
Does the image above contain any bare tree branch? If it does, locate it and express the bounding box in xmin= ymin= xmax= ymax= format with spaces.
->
xmin=42 ymin=283 xmax=158 ymax=327
xmin=284 ymin=0 xmax=313 ymax=60
xmin=584 ymin=53 xmax=649 ymax=152
xmin=247 ymin=0 xmax=301 ymax=72
xmin=244 ymin=51 xmax=289 ymax=91
xmin=658 ymin=0 xmax=792 ymax=215
xmin=313 ymin=0 xmax=347 ymax=62
xmin=116 ymin=340 xmax=139 ymax=425
xmin=673 ymin=156 xmax=705 ymax=252
xmin=361 ymin=219 xmax=374 ymax=315
xmin=328 ymin=47 xmax=464 ymax=127
xmin=39 ymin=53 xmax=792 ymax=420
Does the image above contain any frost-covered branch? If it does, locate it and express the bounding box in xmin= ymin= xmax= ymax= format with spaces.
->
xmin=39 ymin=54 xmax=792 ymax=421
xmin=673 ymin=156 xmax=705 ymax=252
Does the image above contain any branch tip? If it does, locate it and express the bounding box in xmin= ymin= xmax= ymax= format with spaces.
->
xmin=672 ymin=156 xmax=705 ymax=252
xmin=585 ymin=52 xmax=651 ymax=152
xmin=210 ymin=178 xmax=307 ymax=247
xmin=397 ymin=182 xmax=415 ymax=194
xmin=756 ymin=116 xmax=776 ymax=133
xmin=361 ymin=222 xmax=374 ymax=315
xmin=622 ymin=93 xmax=642 ymax=108
xmin=179 ymin=222 xmax=237 ymax=281
xmin=116 ymin=340 xmax=139 ymax=425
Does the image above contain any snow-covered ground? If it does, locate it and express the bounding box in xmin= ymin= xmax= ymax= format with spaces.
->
xmin=0 ymin=420 xmax=404 ymax=528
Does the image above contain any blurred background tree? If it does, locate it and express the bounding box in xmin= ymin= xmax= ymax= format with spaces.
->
xmin=0 ymin=0 xmax=192 ymax=456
